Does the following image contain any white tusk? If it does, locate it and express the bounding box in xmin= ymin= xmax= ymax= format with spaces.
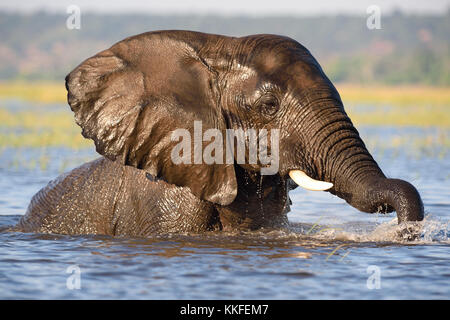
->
xmin=289 ymin=170 xmax=333 ymax=191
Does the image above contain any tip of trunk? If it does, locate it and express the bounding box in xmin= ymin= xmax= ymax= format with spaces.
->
xmin=383 ymin=179 xmax=424 ymax=223
xmin=345 ymin=178 xmax=424 ymax=224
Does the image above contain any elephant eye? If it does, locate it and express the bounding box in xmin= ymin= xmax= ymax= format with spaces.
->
xmin=256 ymin=94 xmax=279 ymax=117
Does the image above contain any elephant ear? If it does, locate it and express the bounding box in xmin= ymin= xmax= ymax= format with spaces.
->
xmin=65 ymin=32 xmax=237 ymax=205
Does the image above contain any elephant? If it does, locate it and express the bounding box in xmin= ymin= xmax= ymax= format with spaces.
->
xmin=16 ymin=30 xmax=424 ymax=237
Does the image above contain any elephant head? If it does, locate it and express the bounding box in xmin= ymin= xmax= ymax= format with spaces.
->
xmin=65 ymin=30 xmax=423 ymax=228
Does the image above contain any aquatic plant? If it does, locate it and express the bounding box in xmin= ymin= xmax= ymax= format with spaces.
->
xmin=1 ymin=82 xmax=449 ymax=106
xmin=337 ymin=84 xmax=450 ymax=107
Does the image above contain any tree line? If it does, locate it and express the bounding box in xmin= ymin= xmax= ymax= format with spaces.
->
xmin=0 ymin=11 xmax=448 ymax=85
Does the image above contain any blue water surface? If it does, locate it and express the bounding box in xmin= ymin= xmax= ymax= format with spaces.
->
xmin=0 ymin=101 xmax=449 ymax=299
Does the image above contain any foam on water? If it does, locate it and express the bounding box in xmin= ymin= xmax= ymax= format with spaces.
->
xmin=301 ymin=214 xmax=450 ymax=244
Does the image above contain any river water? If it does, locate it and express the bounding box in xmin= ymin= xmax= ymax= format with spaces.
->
xmin=0 ymin=103 xmax=448 ymax=299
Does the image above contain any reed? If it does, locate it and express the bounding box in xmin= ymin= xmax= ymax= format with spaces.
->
xmin=336 ymin=84 xmax=450 ymax=106
xmin=0 ymin=82 xmax=67 ymax=104
xmin=0 ymin=82 xmax=449 ymax=149
xmin=0 ymin=109 xmax=91 ymax=148
xmin=346 ymin=105 xmax=450 ymax=127
xmin=1 ymin=81 xmax=449 ymax=106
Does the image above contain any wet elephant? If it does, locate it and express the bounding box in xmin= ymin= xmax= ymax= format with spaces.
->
xmin=17 ymin=30 xmax=424 ymax=236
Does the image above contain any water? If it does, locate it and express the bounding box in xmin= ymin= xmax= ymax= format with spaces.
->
xmin=0 ymin=101 xmax=449 ymax=299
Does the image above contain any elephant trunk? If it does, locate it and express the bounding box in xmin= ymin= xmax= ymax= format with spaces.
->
xmin=323 ymin=130 xmax=424 ymax=224
xmin=337 ymin=175 xmax=424 ymax=223
xmin=303 ymin=97 xmax=424 ymax=224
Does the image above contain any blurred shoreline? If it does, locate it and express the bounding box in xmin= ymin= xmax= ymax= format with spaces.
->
xmin=0 ymin=81 xmax=448 ymax=150
xmin=1 ymin=11 xmax=449 ymax=86
xmin=1 ymin=81 xmax=449 ymax=105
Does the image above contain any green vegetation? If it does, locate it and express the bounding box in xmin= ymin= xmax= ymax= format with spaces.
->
xmin=0 ymin=106 xmax=91 ymax=148
xmin=347 ymin=105 xmax=450 ymax=127
xmin=0 ymin=129 xmax=91 ymax=149
xmin=0 ymin=82 xmax=67 ymax=104
xmin=0 ymin=11 xmax=449 ymax=85
xmin=346 ymin=106 xmax=450 ymax=127
xmin=0 ymin=84 xmax=448 ymax=160
xmin=0 ymin=83 xmax=448 ymax=152
xmin=325 ymin=48 xmax=450 ymax=86
xmin=336 ymin=84 xmax=450 ymax=127
xmin=336 ymin=85 xmax=450 ymax=106
xmin=362 ymin=129 xmax=450 ymax=160
xmin=1 ymin=82 xmax=449 ymax=108
xmin=1 ymin=11 xmax=447 ymax=171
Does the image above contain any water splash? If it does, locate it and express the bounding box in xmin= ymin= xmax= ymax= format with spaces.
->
xmin=258 ymin=175 xmax=264 ymax=220
xmin=308 ymin=214 xmax=449 ymax=244
xmin=243 ymin=173 xmax=249 ymax=216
